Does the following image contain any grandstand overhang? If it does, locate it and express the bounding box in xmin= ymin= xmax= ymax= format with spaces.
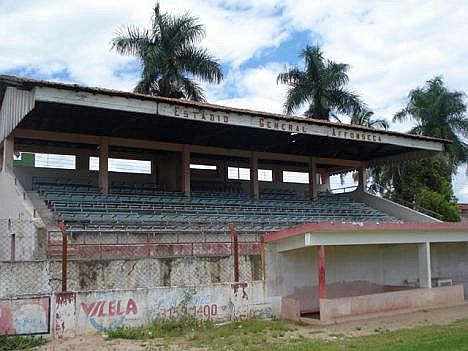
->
xmin=0 ymin=75 xmax=448 ymax=167
xmin=264 ymin=222 xmax=468 ymax=252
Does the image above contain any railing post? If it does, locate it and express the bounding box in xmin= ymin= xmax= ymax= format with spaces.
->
xmin=10 ymin=233 xmax=15 ymax=262
xmin=260 ymin=235 xmax=266 ymax=281
xmin=58 ymin=222 xmax=68 ymax=292
xmin=228 ymin=223 xmax=239 ymax=282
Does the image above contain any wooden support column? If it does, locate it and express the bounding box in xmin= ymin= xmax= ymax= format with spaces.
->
xmin=2 ymin=135 xmax=14 ymax=174
xmin=75 ymin=152 xmax=89 ymax=172
xmin=357 ymin=162 xmax=368 ymax=191
xmin=98 ymin=137 xmax=109 ymax=194
xmin=181 ymin=145 xmax=191 ymax=196
xmin=320 ymin=171 xmax=330 ymax=191
xmin=309 ymin=157 xmax=318 ymax=200
xmin=418 ymin=242 xmax=432 ymax=288
xmin=317 ymin=245 xmax=326 ymax=298
xmin=250 ymin=152 xmax=259 ymax=199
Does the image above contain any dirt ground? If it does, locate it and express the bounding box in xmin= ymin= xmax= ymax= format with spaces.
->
xmin=37 ymin=303 xmax=468 ymax=351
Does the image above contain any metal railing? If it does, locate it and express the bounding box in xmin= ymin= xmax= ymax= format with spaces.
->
xmin=367 ymin=183 xmax=443 ymax=220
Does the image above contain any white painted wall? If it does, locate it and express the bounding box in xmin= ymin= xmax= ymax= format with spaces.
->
xmin=55 ymin=281 xmax=280 ymax=337
xmin=431 ymin=242 xmax=468 ymax=298
xmin=267 ymin=243 xmax=426 ymax=311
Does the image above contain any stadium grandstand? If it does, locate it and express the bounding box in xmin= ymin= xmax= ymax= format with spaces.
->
xmin=1 ymin=75 xmax=467 ymax=323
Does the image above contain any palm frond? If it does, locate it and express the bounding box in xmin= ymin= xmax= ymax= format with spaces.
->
xmin=177 ymin=46 xmax=223 ymax=83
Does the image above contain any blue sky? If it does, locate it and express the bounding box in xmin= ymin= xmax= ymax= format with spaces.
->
xmin=0 ymin=0 xmax=466 ymax=201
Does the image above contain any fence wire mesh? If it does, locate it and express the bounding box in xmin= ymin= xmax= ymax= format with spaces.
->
xmin=1 ymin=218 xmax=264 ymax=298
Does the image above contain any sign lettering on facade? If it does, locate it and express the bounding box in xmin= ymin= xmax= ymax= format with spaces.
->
xmin=164 ymin=104 xmax=386 ymax=144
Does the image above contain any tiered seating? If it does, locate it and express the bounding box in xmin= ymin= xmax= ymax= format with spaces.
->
xmin=33 ymin=177 xmax=400 ymax=236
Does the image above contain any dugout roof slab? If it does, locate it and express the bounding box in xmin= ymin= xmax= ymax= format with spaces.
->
xmin=264 ymin=222 xmax=468 ymax=251
xmin=0 ymin=75 xmax=449 ymax=166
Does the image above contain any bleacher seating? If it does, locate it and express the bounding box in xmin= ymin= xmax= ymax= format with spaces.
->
xmin=33 ymin=177 xmax=400 ymax=236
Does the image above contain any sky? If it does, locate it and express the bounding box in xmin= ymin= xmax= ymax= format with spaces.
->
xmin=0 ymin=0 xmax=467 ymax=201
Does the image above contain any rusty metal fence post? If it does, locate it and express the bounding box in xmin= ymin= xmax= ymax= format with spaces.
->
xmin=58 ymin=221 xmax=68 ymax=292
xmin=228 ymin=223 xmax=239 ymax=282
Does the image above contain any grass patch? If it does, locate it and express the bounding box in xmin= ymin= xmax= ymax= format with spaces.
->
xmin=107 ymin=318 xmax=468 ymax=351
xmin=107 ymin=317 xmax=212 ymax=340
xmin=0 ymin=335 xmax=47 ymax=351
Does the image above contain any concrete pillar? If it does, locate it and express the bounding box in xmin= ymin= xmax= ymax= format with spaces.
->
xmin=418 ymin=242 xmax=432 ymax=288
xmin=2 ymin=135 xmax=14 ymax=174
xmin=181 ymin=145 xmax=191 ymax=196
xmin=357 ymin=162 xmax=367 ymax=191
xmin=250 ymin=152 xmax=259 ymax=199
xmin=317 ymin=245 xmax=326 ymax=298
xmin=309 ymin=157 xmax=318 ymax=200
xmin=98 ymin=137 xmax=109 ymax=194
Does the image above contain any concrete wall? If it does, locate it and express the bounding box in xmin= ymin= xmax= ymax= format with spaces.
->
xmin=55 ymin=280 xmax=280 ymax=337
xmin=0 ymin=172 xmax=36 ymax=220
xmin=0 ymin=255 xmax=262 ymax=298
xmin=319 ymin=285 xmax=464 ymax=322
xmin=431 ymin=242 xmax=468 ymax=298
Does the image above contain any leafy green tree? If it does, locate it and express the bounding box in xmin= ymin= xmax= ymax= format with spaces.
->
xmin=112 ymin=2 xmax=223 ymax=101
xmin=371 ymin=77 xmax=467 ymax=221
xmin=371 ymin=155 xmax=460 ymax=221
xmin=350 ymin=108 xmax=389 ymax=130
xmin=277 ymin=45 xmax=363 ymax=121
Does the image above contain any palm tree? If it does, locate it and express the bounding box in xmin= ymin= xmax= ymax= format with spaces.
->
xmin=277 ymin=45 xmax=363 ymax=121
xmin=393 ymin=76 xmax=468 ymax=171
xmin=111 ymin=2 xmax=223 ymax=101
xmin=350 ymin=108 xmax=389 ymax=130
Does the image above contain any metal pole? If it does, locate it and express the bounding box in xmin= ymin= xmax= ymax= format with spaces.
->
xmin=59 ymin=222 xmax=68 ymax=292
xmin=317 ymin=245 xmax=326 ymax=299
xmin=228 ymin=223 xmax=239 ymax=282
xmin=10 ymin=233 xmax=15 ymax=262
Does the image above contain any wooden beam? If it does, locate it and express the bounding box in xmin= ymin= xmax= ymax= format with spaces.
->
xmin=250 ymin=151 xmax=259 ymax=199
xmin=2 ymin=134 xmax=14 ymax=174
xmin=98 ymin=137 xmax=108 ymax=194
xmin=358 ymin=161 xmax=368 ymax=191
xmin=13 ymin=128 xmax=362 ymax=168
xmin=309 ymin=157 xmax=317 ymax=200
xmin=317 ymin=245 xmax=326 ymax=299
xmin=181 ymin=145 xmax=191 ymax=196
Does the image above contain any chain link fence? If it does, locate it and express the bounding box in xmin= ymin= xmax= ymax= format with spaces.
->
xmin=1 ymin=218 xmax=264 ymax=295
xmin=1 ymin=218 xmax=264 ymax=341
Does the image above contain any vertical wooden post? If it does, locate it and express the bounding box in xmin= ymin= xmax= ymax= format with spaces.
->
xmin=358 ymin=162 xmax=367 ymax=191
xmin=250 ymin=152 xmax=259 ymax=199
xmin=181 ymin=145 xmax=191 ymax=196
xmin=98 ymin=137 xmax=109 ymax=194
xmin=2 ymin=134 xmax=14 ymax=174
xmin=229 ymin=223 xmax=239 ymax=282
xmin=317 ymin=245 xmax=326 ymax=298
xmin=320 ymin=171 xmax=330 ymax=191
xmin=309 ymin=157 xmax=318 ymax=200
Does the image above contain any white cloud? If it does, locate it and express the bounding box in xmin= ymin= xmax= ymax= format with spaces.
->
xmin=0 ymin=0 xmax=466 ymax=199
xmin=209 ymin=63 xmax=287 ymax=112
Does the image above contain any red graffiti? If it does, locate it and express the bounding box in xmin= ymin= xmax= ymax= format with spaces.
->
xmin=231 ymin=283 xmax=248 ymax=300
xmin=81 ymin=299 xmax=137 ymax=318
